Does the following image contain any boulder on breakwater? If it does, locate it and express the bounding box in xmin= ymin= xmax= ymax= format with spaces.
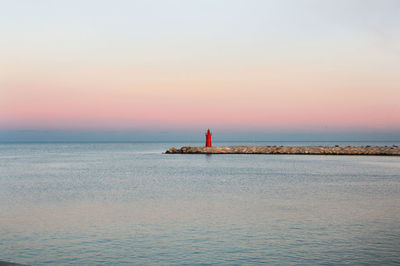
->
xmin=165 ymin=145 xmax=400 ymax=156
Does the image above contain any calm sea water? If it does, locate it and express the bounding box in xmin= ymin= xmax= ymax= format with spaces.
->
xmin=1 ymin=141 xmax=400 ymax=265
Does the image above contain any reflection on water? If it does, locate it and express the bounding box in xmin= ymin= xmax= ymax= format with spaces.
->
xmin=1 ymin=142 xmax=400 ymax=265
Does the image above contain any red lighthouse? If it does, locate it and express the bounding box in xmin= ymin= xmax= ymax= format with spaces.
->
xmin=205 ymin=129 xmax=212 ymax=147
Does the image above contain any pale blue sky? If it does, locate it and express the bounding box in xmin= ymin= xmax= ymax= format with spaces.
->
xmin=2 ymin=0 xmax=399 ymax=62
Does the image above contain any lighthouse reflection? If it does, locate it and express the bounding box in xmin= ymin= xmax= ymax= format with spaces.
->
xmin=205 ymin=153 xmax=212 ymax=161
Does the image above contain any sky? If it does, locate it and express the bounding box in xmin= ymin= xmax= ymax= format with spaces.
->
xmin=1 ymin=0 xmax=399 ymax=141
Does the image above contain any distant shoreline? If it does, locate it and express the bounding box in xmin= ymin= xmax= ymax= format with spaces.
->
xmin=166 ymin=146 xmax=400 ymax=156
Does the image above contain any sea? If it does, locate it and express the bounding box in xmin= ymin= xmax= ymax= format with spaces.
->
xmin=1 ymin=141 xmax=400 ymax=265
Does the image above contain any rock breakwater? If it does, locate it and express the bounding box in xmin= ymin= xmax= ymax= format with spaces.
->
xmin=166 ymin=146 xmax=400 ymax=156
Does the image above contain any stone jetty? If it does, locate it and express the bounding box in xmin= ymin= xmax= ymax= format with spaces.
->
xmin=166 ymin=145 xmax=400 ymax=156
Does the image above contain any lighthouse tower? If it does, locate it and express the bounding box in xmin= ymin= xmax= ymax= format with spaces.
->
xmin=205 ymin=129 xmax=212 ymax=147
